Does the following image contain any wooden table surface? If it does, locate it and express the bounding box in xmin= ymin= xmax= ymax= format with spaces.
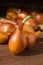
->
xmin=0 ymin=38 xmax=43 ymax=65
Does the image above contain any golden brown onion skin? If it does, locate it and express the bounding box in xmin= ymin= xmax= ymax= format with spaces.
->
xmin=0 ymin=22 xmax=15 ymax=36
xmin=35 ymin=13 xmax=43 ymax=24
xmin=23 ymin=18 xmax=37 ymax=29
xmin=24 ymin=31 xmax=36 ymax=47
xmin=17 ymin=9 xmax=29 ymax=19
xmin=0 ymin=32 xmax=9 ymax=43
xmin=6 ymin=10 xmax=19 ymax=22
xmin=31 ymin=11 xmax=43 ymax=24
xmin=0 ymin=22 xmax=3 ymax=26
xmin=8 ymin=27 xmax=27 ymax=54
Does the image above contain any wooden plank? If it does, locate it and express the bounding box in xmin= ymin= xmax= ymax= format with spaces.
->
xmin=0 ymin=38 xmax=43 ymax=65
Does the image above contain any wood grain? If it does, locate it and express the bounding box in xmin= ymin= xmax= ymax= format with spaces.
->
xmin=0 ymin=38 xmax=43 ymax=65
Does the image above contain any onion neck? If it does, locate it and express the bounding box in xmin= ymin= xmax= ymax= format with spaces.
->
xmin=21 ymin=15 xmax=35 ymax=28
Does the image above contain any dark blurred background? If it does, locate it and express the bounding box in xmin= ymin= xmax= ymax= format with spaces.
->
xmin=0 ymin=0 xmax=43 ymax=16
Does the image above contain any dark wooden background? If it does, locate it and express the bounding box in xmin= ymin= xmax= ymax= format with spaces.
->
xmin=0 ymin=38 xmax=43 ymax=65
xmin=0 ymin=0 xmax=43 ymax=16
